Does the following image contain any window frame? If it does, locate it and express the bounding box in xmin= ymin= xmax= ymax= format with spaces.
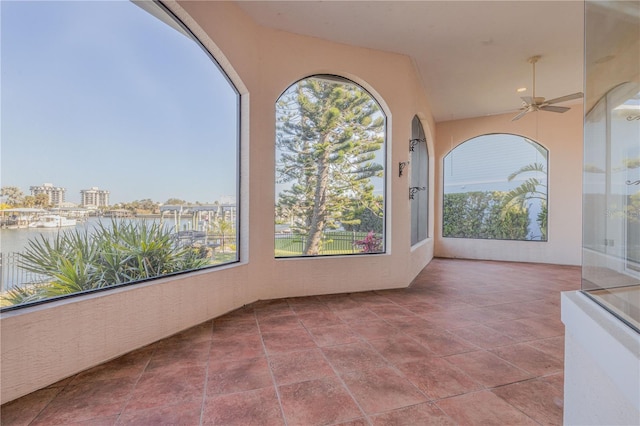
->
xmin=410 ymin=115 xmax=429 ymax=245
xmin=274 ymin=74 xmax=387 ymax=258
xmin=0 ymin=0 xmax=242 ymax=312
xmin=441 ymin=133 xmax=549 ymax=242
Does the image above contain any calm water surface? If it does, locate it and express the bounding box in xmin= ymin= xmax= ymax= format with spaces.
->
xmin=0 ymin=217 xmax=190 ymax=255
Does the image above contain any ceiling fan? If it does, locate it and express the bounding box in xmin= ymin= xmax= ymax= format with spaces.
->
xmin=512 ymin=55 xmax=583 ymax=121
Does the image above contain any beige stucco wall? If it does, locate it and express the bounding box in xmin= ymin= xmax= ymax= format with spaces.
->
xmin=0 ymin=1 xmax=435 ymax=404
xmin=435 ymin=106 xmax=583 ymax=265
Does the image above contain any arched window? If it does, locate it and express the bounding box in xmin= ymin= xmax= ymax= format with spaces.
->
xmin=443 ymin=134 xmax=548 ymax=241
xmin=1 ymin=1 xmax=239 ymax=309
xmin=275 ymin=75 xmax=386 ymax=257
xmin=410 ymin=116 xmax=429 ymax=245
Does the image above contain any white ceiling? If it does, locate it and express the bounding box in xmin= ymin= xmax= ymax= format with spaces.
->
xmin=235 ymin=0 xmax=585 ymax=122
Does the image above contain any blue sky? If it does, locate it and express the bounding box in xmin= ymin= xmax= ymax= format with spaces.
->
xmin=1 ymin=0 xmax=238 ymax=205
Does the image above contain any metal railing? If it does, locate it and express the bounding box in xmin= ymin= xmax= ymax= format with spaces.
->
xmin=275 ymin=231 xmax=378 ymax=256
xmin=0 ymin=253 xmax=49 ymax=293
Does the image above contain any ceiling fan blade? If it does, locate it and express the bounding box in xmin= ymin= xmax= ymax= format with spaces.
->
xmin=540 ymin=105 xmax=570 ymax=113
xmin=511 ymin=109 xmax=530 ymax=121
xmin=520 ymin=96 xmax=534 ymax=105
xmin=545 ymin=92 xmax=584 ymax=105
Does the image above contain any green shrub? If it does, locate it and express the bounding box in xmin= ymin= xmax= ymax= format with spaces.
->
xmin=443 ymin=191 xmax=530 ymax=240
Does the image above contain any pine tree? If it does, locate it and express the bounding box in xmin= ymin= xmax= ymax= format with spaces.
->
xmin=276 ymin=76 xmax=385 ymax=255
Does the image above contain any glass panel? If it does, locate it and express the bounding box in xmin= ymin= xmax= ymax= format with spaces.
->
xmin=0 ymin=1 xmax=239 ymax=309
xmin=275 ymin=75 xmax=386 ymax=257
xmin=442 ymin=134 xmax=548 ymax=241
xmin=582 ymin=0 xmax=640 ymax=332
xmin=411 ymin=116 xmax=428 ymax=245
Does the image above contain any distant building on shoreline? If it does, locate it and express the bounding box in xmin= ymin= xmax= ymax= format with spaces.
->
xmin=30 ymin=183 xmax=66 ymax=207
xmin=80 ymin=187 xmax=110 ymax=208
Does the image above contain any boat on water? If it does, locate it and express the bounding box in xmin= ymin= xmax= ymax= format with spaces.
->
xmin=29 ymin=215 xmax=77 ymax=228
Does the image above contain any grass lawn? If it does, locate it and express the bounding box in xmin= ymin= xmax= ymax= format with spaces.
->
xmin=275 ymin=231 xmax=375 ymax=256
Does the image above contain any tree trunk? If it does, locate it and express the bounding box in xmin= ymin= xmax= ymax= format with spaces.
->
xmin=305 ymin=148 xmax=330 ymax=255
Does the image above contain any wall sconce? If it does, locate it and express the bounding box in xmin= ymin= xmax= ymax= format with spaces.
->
xmin=409 ymin=186 xmax=426 ymax=200
xmin=409 ymin=137 xmax=426 ymax=152
xmin=398 ymin=161 xmax=409 ymax=177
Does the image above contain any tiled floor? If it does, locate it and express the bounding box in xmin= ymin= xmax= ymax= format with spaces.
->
xmin=1 ymin=258 xmax=581 ymax=425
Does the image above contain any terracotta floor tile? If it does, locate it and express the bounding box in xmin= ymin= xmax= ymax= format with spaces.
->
xmin=436 ymin=390 xmax=538 ymax=425
xmin=542 ymin=371 xmax=565 ymax=394
xmin=269 ymin=348 xmax=336 ymax=385
xmin=445 ymin=350 xmax=534 ymax=387
xmin=367 ymin=304 xmax=415 ymax=319
xmin=492 ymin=378 xmax=564 ymax=425
xmin=487 ymin=315 xmax=565 ymax=342
xmin=322 ymin=342 xmax=387 ymax=373
xmin=367 ymin=335 xmax=435 ymax=365
xmin=257 ymin=313 xmax=304 ymax=332
xmin=0 ymin=387 xmax=62 ymax=426
xmin=261 ymin=328 xmax=317 ymax=354
xmin=254 ymin=307 xmax=295 ymax=320
xmin=419 ymin=312 xmax=479 ymax=330
xmin=417 ymin=300 xmax=476 ymax=312
xmin=60 ymin=415 xmax=119 ymax=425
xmin=527 ymin=335 xmax=565 ymax=360
xmin=203 ymin=387 xmax=284 ymax=426
xmin=341 ymin=366 xmax=427 ymax=415
xmin=307 ymin=324 xmax=362 ymax=347
xmin=124 ymin=365 xmax=206 ymax=411
xmin=348 ymin=320 xmax=399 ymax=340
xmin=516 ymin=316 xmax=566 ymax=339
xmin=211 ymin=322 xmax=261 ymax=340
xmin=326 ymin=298 xmax=363 ymax=311
xmin=287 ymin=296 xmax=331 ymax=313
xmin=481 ymin=301 xmax=539 ymax=322
xmin=146 ymin=340 xmax=211 ymax=371
xmin=160 ymin=320 xmax=213 ymax=345
xmin=351 ymin=292 xmax=395 ymax=306
xmin=333 ymin=419 xmax=369 ymax=426
xmin=450 ymin=324 xmax=516 ymax=349
xmin=278 ymin=377 xmax=362 ymax=425
xmin=117 ymin=401 xmax=202 ymax=425
xmin=370 ymin=402 xmax=456 ymax=425
xmin=491 ymin=343 xmax=563 ymax=376
xmin=209 ymin=333 xmax=265 ymax=361
xmin=207 ymin=356 xmax=272 ymax=395
xmin=406 ymin=329 xmax=478 ymax=356
xmin=297 ymin=310 xmax=345 ymax=328
xmin=383 ymin=316 xmax=439 ymax=334
xmin=44 ymin=376 xmax=76 ymax=390
xmin=32 ymin=377 xmax=136 ymax=425
xmin=398 ymin=301 xmax=438 ymax=315
xmin=213 ymin=307 xmax=256 ymax=325
xmin=333 ymin=307 xmax=381 ymax=323
xmin=71 ymin=346 xmax=154 ymax=385
xmin=397 ymin=357 xmax=483 ymax=400
xmin=484 ymin=319 xmax=538 ymax=342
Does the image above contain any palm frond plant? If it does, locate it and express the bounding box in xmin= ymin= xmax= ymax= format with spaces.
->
xmin=2 ymin=219 xmax=212 ymax=306
xmin=501 ymin=139 xmax=548 ymax=240
xmin=503 ymin=163 xmax=548 ymax=209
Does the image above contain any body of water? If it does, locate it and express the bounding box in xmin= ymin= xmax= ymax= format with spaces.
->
xmin=0 ymin=217 xmax=195 ymax=255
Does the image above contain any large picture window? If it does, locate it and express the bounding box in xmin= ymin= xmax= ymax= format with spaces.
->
xmin=443 ymin=134 xmax=548 ymax=241
xmin=275 ymin=75 xmax=386 ymax=257
xmin=0 ymin=1 xmax=239 ymax=309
